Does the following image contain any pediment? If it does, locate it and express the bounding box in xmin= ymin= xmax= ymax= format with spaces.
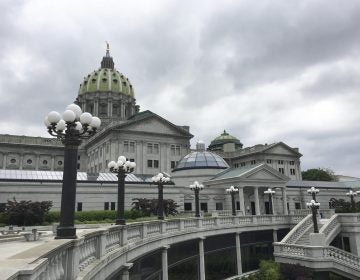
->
xmin=263 ymin=143 xmax=300 ymax=156
xmin=184 ymin=194 xmax=193 ymax=200
xmin=244 ymin=169 xmax=286 ymax=181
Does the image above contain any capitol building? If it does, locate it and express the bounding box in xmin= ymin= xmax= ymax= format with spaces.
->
xmin=0 ymin=48 xmax=357 ymax=215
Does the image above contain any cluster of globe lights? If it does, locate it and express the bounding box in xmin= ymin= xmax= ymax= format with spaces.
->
xmin=189 ymin=181 xmax=204 ymax=190
xmin=151 ymin=172 xmax=171 ymax=183
xmin=226 ymin=185 xmax=239 ymax=193
xmin=264 ymin=188 xmax=276 ymax=195
xmin=346 ymin=190 xmax=360 ymax=196
xmin=306 ymin=199 xmax=320 ymax=208
xmin=307 ymin=186 xmax=319 ymax=194
xmin=45 ymin=104 xmax=101 ymax=137
xmin=108 ymin=156 xmax=136 ymax=172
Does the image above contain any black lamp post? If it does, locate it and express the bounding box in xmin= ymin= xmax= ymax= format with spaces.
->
xmin=306 ymin=199 xmax=320 ymax=233
xmin=346 ymin=190 xmax=357 ymax=211
xmin=151 ymin=173 xmax=172 ymax=220
xmin=226 ymin=186 xmax=239 ymax=216
xmin=45 ymin=104 xmax=101 ymax=239
xmin=307 ymin=186 xmax=319 ymax=202
xmin=264 ymin=188 xmax=276 ymax=215
xmin=108 ymin=156 xmax=136 ymax=225
xmin=189 ymin=181 xmax=204 ymax=217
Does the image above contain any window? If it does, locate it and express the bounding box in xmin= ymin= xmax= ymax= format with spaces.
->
xmin=129 ymin=142 xmax=135 ymax=153
xmin=279 ymin=168 xmax=284 ymax=174
xmin=234 ymin=163 xmax=239 ymax=168
xmin=104 ymin=202 xmax=109 ymax=210
xmin=171 ymin=161 xmax=177 ymax=169
xmin=111 ymin=202 xmax=116 ymax=210
xmin=154 ymin=160 xmax=159 ymax=168
xmin=130 ymin=158 xmax=135 ymax=162
xmin=124 ymin=141 xmax=135 ymax=153
xmin=250 ymin=160 xmax=256 ymax=165
xmin=171 ymin=145 xmax=181 ymax=156
xmin=26 ymin=159 xmax=32 ymax=164
xmin=147 ymin=143 xmax=159 ymax=154
xmin=43 ymin=160 xmax=48 ymax=165
xmin=290 ymin=161 xmax=295 ymax=165
xmin=124 ymin=141 xmax=129 ymax=152
xmin=106 ymin=144 xmax=110 ymax=153
xmin=153 ymin=144 xmax=159 ymax=154
xmin=147 ymin=143 xmax=152 ymax=154
xmin=78 ymin=155 xmax=81 ymax=160
xmin=0 ymin=203 xmax=6 ymax=213
xmin=184 ymin=203 xmax=192 ymax=211
xmin=278 ymin=160 xmax=284 ymax=165
xmin=10 ymin=158 xmax=16 ymax=164
xmin=216 ymin=203 xmax=223 ymax=210
xmin=58 ymin=161 xmax=63 ymax=166
xmin=200 ymin=203 xmax=208 ymax=213
xmin=147 ymin=160 xmax=153 ymax=168
xmin=240 ymin=162 xmax=246 ymax=167
xmin=295 ymin=202 xmax=301 ymax=210
xmin=290 ymin=168 xmax=296 ymax=175
xmin=77 ymin=202 xmax=83 ymax=212
xmin=77 ymin=163 xmax=80 ymax=170
xmin=266 ymin=159 xmax=272 ymax=164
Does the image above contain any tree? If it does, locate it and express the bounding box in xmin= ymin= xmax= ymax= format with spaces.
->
xmin=301 ymin=168 xmax=337 ymax=181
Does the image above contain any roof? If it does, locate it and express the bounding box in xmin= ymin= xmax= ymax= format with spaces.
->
xmin=209 ymin=164 xmax=263 ymax=180
xmin=172 ymin=151 xmax=229 ymax=172
xmin=0 ymin=170 xmax=153 ymax=184
xmin=208 ymin=130 xmax=242 ymax=150
xmin=286 ymin=180 xmax=360 ymax=189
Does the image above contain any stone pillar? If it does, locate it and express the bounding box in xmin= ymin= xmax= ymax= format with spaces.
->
xmin=19 ymin=154 xmax=23 ymax=170
xmin=35 ymin=155 xmax=39 ymax=170
xmin=94 ymin=99 xmax=99 ymax=116
xmin=120 ymin=263 xmax=133 ymax=280
xmin=238 ymin=187 xmax=245 ymax=215
xmin=162 ymin=246 xmax=170 ymax=280
xmin=3 ymin=153 xmax=6 ymax=169
xmin=199 ymin=237 xmax=206 ymax=280
xmin=235 ymin=232 xmax=242 ymax=275
xmin=282 ymin=188 xmax=288 ymax=215
xmin=254 ymin=187 xmax=260 ymax=215
xmin=273 ymin=229 xmax=278 ymax=242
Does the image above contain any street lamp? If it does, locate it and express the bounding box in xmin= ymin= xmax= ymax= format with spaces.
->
xmin=189 ymin=181 xmax=204 ymax=217
xmin=264 ymin=188 xmax=276 ymax=215
xmin=346 ymin=190 xmax=357 ymax=211
xmin=226 ymin=186 xmax=239 ymax=216
xmin=307 ymin=187 xmax=319 ymax=201
xmin=108 ymin=156 xmax=136 ymax=225
xmin=45 ymin=103 xmax=101 ymax=239
xmin=151 ymin=172 xmax=171 ymax=220
xmin=306 ymin=199 xmax=320 ymax=233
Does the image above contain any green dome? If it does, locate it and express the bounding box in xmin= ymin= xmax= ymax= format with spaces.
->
xmin=78 ymin=68 xmax=134 ymax=97
xmin=208 ymin=130 xmax=243 ymax=151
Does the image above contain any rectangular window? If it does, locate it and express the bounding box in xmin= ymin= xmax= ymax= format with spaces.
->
xmin=124 ymin=141 xmax=129 ymax=152
xmin=147 ymin=143 xmax=153 ymax=154
xmin=111 ymin=202 xmax=116 ymax=210
xmin=279 ymin=168 xmax=284 ymax=174
xmin=130 ymin=158 xmax=135 ymax=162
xmin=153 ymin=144 xmax=159 ymax=154
xmin=295 ymin=202 xmax=301 ymax=210
xmin=170 ymin=145 xmax=175 ymax=156
xmin=250 ymin=160 xmax=256 ymax=165
xmin=129 ymin=142 xmax=135 ymax=153
xmin=147 ymin=160 xmax=153 ymax=168
xmin=154 ymin=160 xmax=159 ymax=168
xmin=290 ymin=168 xmax=296 ymax=175
xmin=171 ymin=144 xmax=181 ymax=156
xmin=266 ymin=159 xmax=272 ymax=164
xmin=200 ymin=203 xmax=208 ymax=213
xmin=104 ymin=202 xmax=109 ymax=210
xmin=234 ymin=163 xmax=239 ymax=168
xmin=278 ymin=160 xmax=284 ymax=165
xmin=184 ymin=202 xmax=192 ymax=211
xmin=216 ymin=202 xmax=223 ymax=210
xmin=240 ymin=162 xmax=246 ymax=167
xmin=290 ymin=161 xmax=295 ymax=165
xmin=0 ymin=203 xmax=6 ymax=213
xmin=171 ymin=161 xmax=176 ymax=169
xmin=77 ymin=202 xmax=83 ymax=212
xmin=106 ymin=144 xmax=110 ymax=153
xmin=77 ymin=163 xmax=80 ymax=170
xmin=176 ymin=145 xmax=181 ymax=156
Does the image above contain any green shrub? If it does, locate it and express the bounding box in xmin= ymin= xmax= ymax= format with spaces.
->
xmin=44 ymin=211 xmax=60 ymax=223
xmin=257 ymin=260 xmax=281 ymax=280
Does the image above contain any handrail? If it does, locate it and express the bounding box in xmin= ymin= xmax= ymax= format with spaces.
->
xmin=281 ymin=214 xmax=312 ymax=244
xmin=319 ymin=214 xmax=340 ymax=245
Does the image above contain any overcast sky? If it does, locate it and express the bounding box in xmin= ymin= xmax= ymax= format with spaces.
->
xmin=0 ymin=0 xmax=360 ymax=176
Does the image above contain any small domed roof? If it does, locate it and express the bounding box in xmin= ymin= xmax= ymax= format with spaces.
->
xmin=208 ymin=130 xmax=243 ymax=151
xmin=173 ymin=150 xmax=229 ymax=171
xmin=78 ymin=47 xmax=134 ymax=97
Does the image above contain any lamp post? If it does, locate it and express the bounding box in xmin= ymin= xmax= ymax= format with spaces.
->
xmin=306 ymin=200 xmax=320 ymax=233
xmin=346 ymin=190 xmax=357 ymax=211
xmin=226 ymin=186 xmax=239 ymax=216
xmin=45 ymin=104 xmax=101 ymax=239
xmin=307 ymin=187 xmax=319 ymax=201
xmin=108 ymin=157 xmax=136 ymax=225
xmin=151 ymin=173 xmax=171 ymax=220
xmin=264 ymin=188 xmax=276 ymax=215
xmin=189 ymin=181 xmax=204 ymax=217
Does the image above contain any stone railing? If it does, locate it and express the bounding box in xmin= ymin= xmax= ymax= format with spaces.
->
xmin=281 ymin=214 xmax=313 ymax=244
xmin=274 ymin=243 xmax=360 ymax=276
xmin=7 ymin=215 xmax=304 ymax=280
xmin=289 ymin=209 xmax=335 ymax=219
xmin=211 ymin=210 xmax=244 ymax=216
xmin=319 ymin=214 xmax=341 ymax=245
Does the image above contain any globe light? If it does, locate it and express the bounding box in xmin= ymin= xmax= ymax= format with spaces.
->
xmin=118 ymin=156 xmax=126 ymax=162
xmin=346 ymin=190 xmax=357 ymax=196
xmin=307 ymin=187 xmax=319 ymax=194
xmin=62 ymin=110 xmax=76 ymax=122
xmin=117 ymin=160 xmax=124 ymax=167
xmin=108 ymin=161 xmax=116 ymax=169
xmin=80 ymin=112 xmax=93 ymax=125
xmin=129 ymin=162 xmax=136 ymax=169
xmin=226 ymin=186 xmax=238 ymax=193
xmin=74 ymin=122 xmax=83 ymax=131
xmin=66 ymin=104 xmax=82 ymax=120
xmin=47 ymin=111 xmax=61 ymax=124
xmin=44 ymin=117 xmax=51 ymax=128
xmin=55 ymin=119 xmax=66 ymax=131
xmin=90 ymin=116 xmax=101 ymax=128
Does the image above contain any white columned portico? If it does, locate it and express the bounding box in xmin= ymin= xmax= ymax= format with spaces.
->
xmin=162 ymin=246 xmax=170 ymax=280
xmin=254 ymin=186 xmax=260 ymax=215
xmin=199 ymin=237 xmax=206 ymax=280
xmin=282 ymin=188 xmax=288 ymax=215
xmin=238 ymin=187 xmax=245 ymax=215
xmin=235 ymin=232 xmax=242 ymax=275
xmin=119 ymin=263 xmax=133 ymax=280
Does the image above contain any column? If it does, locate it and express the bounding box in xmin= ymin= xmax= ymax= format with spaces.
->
xmin=94 ymin=98 xmax=99 ymax=116
xmin=19 ymin=154 xmax=23 ymax=170
xmin=235 ymin=232 xmax=242 ymax=275
xmin=120 ymin=263 xmax=133 ymax=280
xmin=254 ymin=187 xmax=260 ymax=215
xmin=162 ymin=246 xmax=170 ymax=280
xmin=199 ymin=237 xmax=206 ymax=280
xmin=3 ymin=153 xmax=7 ymax=169
xmin=273 ymin=229 xmax=278 ymax=242
xmin=238 ymin=187 xmax=245 ymax=215
xmin=282 ymin=188 xmax=288 ymax=215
